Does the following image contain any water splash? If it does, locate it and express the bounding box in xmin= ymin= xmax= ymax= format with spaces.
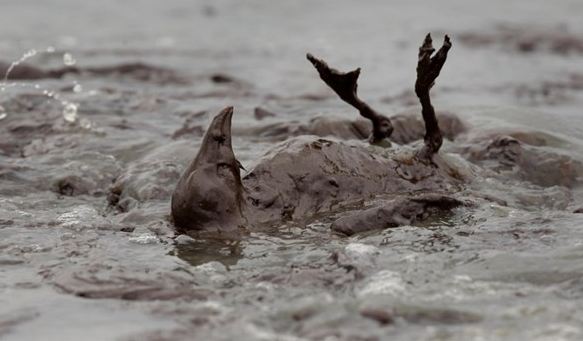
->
xmin=3 ymin=49 xmax=39 ymax=82
xmin=0 ymin=48 xmax=90 ymax=127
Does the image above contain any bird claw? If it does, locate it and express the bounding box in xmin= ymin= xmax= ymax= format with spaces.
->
xmin=307 ymin=53 xmax=360 ymax=105
xmin=307 ymin=53 xmax=392 ymax=143
xmin=416 ymin=34 xmax=452 ymax=95
xmin=415 ymin=34 xmax=452 ymax=156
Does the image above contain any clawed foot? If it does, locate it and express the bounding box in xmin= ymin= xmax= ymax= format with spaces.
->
xmin=307 ymin=53 xmax=361 ymax=106
xmin=307 ymin=53 xmax=393 ymax=143
xmin=415 ymin=34 xmax=452 ymax=156
xmin=306 ymin=34 xmax=451 ymax=151
xmin=416 ymin=34 xmax=452 ymax=96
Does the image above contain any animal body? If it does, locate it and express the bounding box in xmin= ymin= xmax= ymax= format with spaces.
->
xmin=171 ymin=34 xmax=465 ymax=235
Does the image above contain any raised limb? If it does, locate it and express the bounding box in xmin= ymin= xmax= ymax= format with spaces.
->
xmin=306 ymin=54 xmax=393 ymax=145
xmin=415 ymin=34 xmax=452 ymax=157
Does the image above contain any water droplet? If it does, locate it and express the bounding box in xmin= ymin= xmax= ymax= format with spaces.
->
xmin=26 ymin=49 xmax=37 ymax=58
xmin=73 ymin=84 xmax=83 ymax=93
xmin=34 ymin=84 xmax=40 ymax=89
xmin=0 ymin=107 xmax=6 ymax=121
xmin=63 ymin=53 xmax=76 ymax=66
xmin=46 ymin=46 xmax=55 ymax=53
xmin=63 ymin=103 xmax=78 ymax=123
xmin=79 ymin=118 xmax=92 ymax=129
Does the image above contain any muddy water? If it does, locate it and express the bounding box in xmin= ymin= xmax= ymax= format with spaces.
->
xmin=2 ymin=0 xmax=583 ymax=340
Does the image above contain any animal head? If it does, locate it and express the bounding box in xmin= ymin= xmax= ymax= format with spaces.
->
xmin=171 ymin=107 xmax=245 ymax=233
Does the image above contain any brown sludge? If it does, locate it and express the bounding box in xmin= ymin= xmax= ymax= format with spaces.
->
xmin=171 ymin=34 xmax=461 ymax=236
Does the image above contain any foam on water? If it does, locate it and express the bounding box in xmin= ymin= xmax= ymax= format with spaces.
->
xmin=128 ymin=233 xmax=159 ymax=245
xmin=357 ymin=270 xmax=407 ymax=297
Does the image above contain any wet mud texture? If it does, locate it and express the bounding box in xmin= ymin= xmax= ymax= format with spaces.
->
xmin=3 ymin=1 xmax=583 ymax=340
